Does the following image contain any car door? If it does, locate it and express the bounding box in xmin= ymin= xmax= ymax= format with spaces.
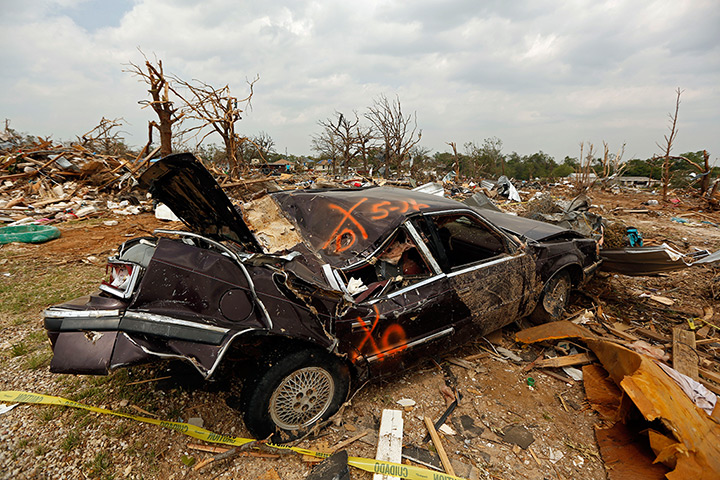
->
xmin=336 ymin=224 xmax=456 ymax=377
xmin=417 ymin=211 xmax=536 ymax=336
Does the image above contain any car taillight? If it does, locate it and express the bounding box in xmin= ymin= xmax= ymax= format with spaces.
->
xmin=99 ymin=261 xmax=141 ymax=299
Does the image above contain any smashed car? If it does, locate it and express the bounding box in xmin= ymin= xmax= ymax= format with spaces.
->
xmin=44 ymin=153 xmax=601 ymax=441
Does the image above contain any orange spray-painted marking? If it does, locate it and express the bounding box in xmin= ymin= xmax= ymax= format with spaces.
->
xmin=322 ymin=198 xmax=368 ymax=251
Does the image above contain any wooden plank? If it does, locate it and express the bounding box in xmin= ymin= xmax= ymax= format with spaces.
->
xmin=423 ymin=416 xmax=455 ymax=477
xmin=699 ymin=367 xmax=720 ymax=386
xmin=374 ymin=409 xmax=403 ymax=480
xmin=535 ymin=352 xmax=596 ymax=368
xmin=332 ymin=431 xmax=369 ymax=453
xmin=606 ymin=325 xmax=639 ymax=342
xmin=633 ymin=327 xmax=671 ymax=343
xmin=539 ymin=369 xmax=575 ymax=385
xmin=673 ymin=328 xmax=699 ymax=381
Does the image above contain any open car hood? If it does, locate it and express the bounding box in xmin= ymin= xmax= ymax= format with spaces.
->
xmin=139 ymin=153 xmax=261 ymax=251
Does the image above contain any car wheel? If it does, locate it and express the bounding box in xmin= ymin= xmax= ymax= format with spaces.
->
xmin=241 ymin=349 xmax=350 ymax=442
xmin=530 ymin=271 xmax=571 ymax=324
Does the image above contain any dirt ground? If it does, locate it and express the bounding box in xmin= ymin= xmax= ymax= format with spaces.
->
xmin=1 ymin=185 xmax=719 ymax=480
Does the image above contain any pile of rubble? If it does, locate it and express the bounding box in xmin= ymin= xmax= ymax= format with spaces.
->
xmin=0 ymin=136 xmax=159 ymax=227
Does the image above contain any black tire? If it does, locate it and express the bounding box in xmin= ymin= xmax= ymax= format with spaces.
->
xmin=241 ymin=349 xmax=350 ymax=443
xmin=530 ymin=271 xmax=572 ymax=324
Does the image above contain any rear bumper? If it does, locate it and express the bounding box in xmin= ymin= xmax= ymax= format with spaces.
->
xmin=44 ymin=302 xmax=236 ymax=376
xmin=44 ymin=308 xmax=230 ymax=345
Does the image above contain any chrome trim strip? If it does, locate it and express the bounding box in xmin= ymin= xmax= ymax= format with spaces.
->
xmin=323 ymin=264 xmax=342 ymax=291
xmin=446 ymin=254 xmax=521 ymax=278
xmin=124 ymin=328 xmax=256 ymax=379
xmin=365 ymin=327 xmax=455 ymax=363
xmin=154 ymin=229 xmax=273 ymax=330
xmin=123 ymin=311 xmax=230 ymax=334
xmin=374 ymin=275 xmax=446 ymax=303
xmin=333 ymin=268 xmax=349 ymax=294
xmin=405 ymin=221 xmax=443 ymax=274
xmin=154 ymin=229 xmax=251 ymax=259
xmin=44 ymin=308 xmax=121 ymax=318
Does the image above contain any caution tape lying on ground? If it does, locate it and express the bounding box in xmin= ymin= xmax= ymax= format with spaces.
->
xmin=0 ymin=390 xmax=467 ymax=480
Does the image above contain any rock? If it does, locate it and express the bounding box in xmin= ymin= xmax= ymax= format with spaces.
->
xmin=501 ymin=425 xmax=535 ymax=449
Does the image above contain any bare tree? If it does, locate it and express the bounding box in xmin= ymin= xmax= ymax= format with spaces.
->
xmin=465 ymin=137 xmax=504 ymax=179
xmin=311 ymin=127 xmax=341 ymax=173
xmin=355 ymin=123 xmax=374 ymax=172
xmin=596 ymin=141 xmax=627 ymax=189
xmin=447 ymin=141 xmax=460 ymax=180
xmin=656 ymin=88 xmax=683 ymax=201
xmin=77 ymin=117 xmax=128 ymax=156
xmin=249 ymin=131 xmax=275 ymax=164
xmin=318 ymin=111 xmax=366 ymax=174
xmin=685 ymin=150 xmax=712 ymax=195
xmin=574 ymin=142 xmax=596 ymax=193
xmin=171 ymin=76 xmax=258 ymax=177
xmin=365 ymin=94 xmax=422 ymax=177
xmin=482 ymin=136 xmax=504 ymax=177
xmin=124 ymin=55 xmax=184 ymax=157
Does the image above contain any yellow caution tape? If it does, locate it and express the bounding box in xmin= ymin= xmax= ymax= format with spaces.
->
xmin=0 ymin=390 xmax=467 ymax=480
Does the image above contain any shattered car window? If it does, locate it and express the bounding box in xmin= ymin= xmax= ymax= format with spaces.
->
xmin=430 ymin=214 xmax=509 ymax=270
xmin=343 ymin=228 xmax=432 ymax=302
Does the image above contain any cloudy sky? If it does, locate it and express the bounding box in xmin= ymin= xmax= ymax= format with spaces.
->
xmin=2 ymin=0 xmax=719 ymax=162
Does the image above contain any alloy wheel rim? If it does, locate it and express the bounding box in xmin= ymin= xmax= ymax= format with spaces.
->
xmin=269 ymin=367 xmax=335 ymax=430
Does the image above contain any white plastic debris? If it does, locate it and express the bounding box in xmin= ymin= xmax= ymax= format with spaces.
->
xmin=76 ymin=205 xmax=98 ymax=218
xmin=439 ymin=424 xmax=456 ymax=435
xmin=562 ymin=366 xmax=584 ymax=381
xmin=657 ymin=361 xmax=717 ymax=415
xmin=412 ymin=182 xmax=445 ymax=197
xmin=0 ymin=403 xmax=18 ymax=415
xmin=396 ymin=398 xmax=416 ymax=407
xmin=7 ymin=217 xmax=37 ymax=227
xmin=155 ymin=203 xmax=180 ymax=222
xmin=572 ymin=309 xmax=595 ymax=325
xmin=548 ymin=447 xmax=565 ymax=464
xmin=346 ymin=277 xmax=368 ymax=295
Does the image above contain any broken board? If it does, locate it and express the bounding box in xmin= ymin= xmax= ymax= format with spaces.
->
xmin=374 ymin=409 xmax=403 ymax=480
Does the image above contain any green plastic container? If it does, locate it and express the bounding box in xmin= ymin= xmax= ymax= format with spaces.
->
xmin=0 ymin=225 xmax=61 ymax=245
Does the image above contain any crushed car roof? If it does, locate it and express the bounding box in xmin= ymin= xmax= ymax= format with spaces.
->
xmin=269 ymin=186 xmax=466 ymax=266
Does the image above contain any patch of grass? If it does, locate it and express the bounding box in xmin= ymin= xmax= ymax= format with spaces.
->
xmin=34 ymin=445 xmax=49 ymax=456
xmin=37 ymin=406 xmax=61 ymax=422
xmin=72 ymin=408 xmax=90 ymax=420
xmin=105 ymin=423 xmax=129 ymax=438
xmin=79 ymin=415 xmax=94 ymax=428
xmin=18 ymin=438 xmax=30 ymax=449
xmin=10 ymin=342 xmax=29 ymax=357
xmin=25 ymin=350 xmax=52 ymax=370
xmin=85 ymin=451 xmax=113 ymax=479
xmin=71 ymin=385 xmax=104 ymax=402
xmin=0 ymin=261 xmax=102 ymax=318
xmin=26 ymin=330 xmax=48 ymax=346
xmin=61 ymin=429 xmax=81 ymax=451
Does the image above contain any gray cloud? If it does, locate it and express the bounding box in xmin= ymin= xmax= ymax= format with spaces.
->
xmin=1 ymin=0 xmax=717 ymax=162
